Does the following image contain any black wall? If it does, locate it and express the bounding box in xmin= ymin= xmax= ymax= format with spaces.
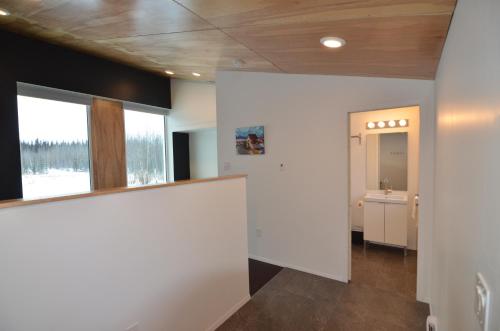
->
xmin=172 ymin=132 xmax=191 ymax=181
xmin=0 ymin=29 xmax=171 ymax=200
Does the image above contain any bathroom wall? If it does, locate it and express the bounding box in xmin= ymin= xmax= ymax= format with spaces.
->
xmin=216 ymin=71 xmax=435 ymax=301
xmin=432 ymin=0 xmax=500 ymax=329
xmin=365 ymin=134 xmax=380 ymax=190
xmin=350 ymin=107 xmax=420 ymax=250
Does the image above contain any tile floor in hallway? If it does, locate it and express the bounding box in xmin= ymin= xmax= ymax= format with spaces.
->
xmin=218 ymin=244 xmax=428 ymax=331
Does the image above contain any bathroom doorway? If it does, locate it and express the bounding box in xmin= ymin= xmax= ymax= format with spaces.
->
xmin=348 ymin=106 xmax=420 ymax=299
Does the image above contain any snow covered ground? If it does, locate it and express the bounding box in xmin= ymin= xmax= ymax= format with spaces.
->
xmin=22 ymin=169 xmax=91 ymax=199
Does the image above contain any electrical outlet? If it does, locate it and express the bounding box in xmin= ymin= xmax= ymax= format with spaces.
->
xmin=126 ymin=323 xmax=139 ymax=331
xmin=256 ymin=228 xmax=263 ymax=237
xmin=475 ymin=273 xmax=490 ymax=331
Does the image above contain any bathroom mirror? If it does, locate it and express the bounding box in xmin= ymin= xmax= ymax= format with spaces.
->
xmin=366 ymin=132 xmax=408 ymax=191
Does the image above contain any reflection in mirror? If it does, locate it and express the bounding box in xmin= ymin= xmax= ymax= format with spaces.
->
xmin=366 ymin=132 xmax=408 ymax=191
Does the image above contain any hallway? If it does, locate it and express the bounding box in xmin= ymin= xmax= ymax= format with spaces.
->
xmin=219 ymin=245 xmax=427 ymax=330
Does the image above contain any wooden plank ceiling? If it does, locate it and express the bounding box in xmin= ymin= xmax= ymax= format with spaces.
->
xmin=0 ymin=0 xmax=456 ymax=81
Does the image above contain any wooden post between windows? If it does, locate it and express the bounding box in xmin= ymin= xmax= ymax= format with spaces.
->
xmin=90 ymin=98 xmax=127 ymax=190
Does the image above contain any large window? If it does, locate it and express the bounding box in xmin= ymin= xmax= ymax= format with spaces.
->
xmin=124 ymin=109 xmax=166 ymax=186
xmin=17 ymin=95 xmax=91 ymax=199
xmin=15 ymin=84 xmax=169 ymax=199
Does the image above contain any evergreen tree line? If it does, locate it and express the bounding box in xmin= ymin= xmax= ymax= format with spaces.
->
xmin=21 ymin=139 xmax=89 ymax=174
xmin=126 ymin=134 xmax=165 ymax=185
xmin=21 ymin=135 xmax=166 ymax=186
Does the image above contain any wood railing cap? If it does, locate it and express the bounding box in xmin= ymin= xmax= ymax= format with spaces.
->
xmin=0 ymin=175 xmax=247 ymax=210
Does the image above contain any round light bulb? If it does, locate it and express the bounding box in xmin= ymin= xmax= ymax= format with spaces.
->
xmin=320 ymin=37 xmax=346 ymax=49
xmin=399 ymin=119 xmax=407 ymax=127
xmin=378 ymin=121 xmax=386 ymax=128
xmin=388 ymin=120 xmax=396 ymax=127
xmin=192 ymin=72 xmax=201 ymax=77
xmin=367 ymin=122 xmax=376 ymax=129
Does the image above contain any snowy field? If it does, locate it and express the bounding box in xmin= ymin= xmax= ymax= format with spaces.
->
xmin=22 ymin=169 xmax=91 ymax=199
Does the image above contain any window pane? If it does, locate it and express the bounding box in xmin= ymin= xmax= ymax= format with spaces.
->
xmin=17 ymin=95 xmax=91 ymax=199
xmin=124 ymin=110 xmax=166 ymax=186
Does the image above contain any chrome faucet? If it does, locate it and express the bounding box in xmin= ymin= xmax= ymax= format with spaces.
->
xmin=383 ymin=178 xmax=392 ymax=195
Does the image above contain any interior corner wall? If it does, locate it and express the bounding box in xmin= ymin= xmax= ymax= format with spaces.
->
xmin=216 ymin=71 xmax=435 ymax=301
xmin=350 ymin=107 xmax=420 ymax=250
xmin=432 ymin=0 xmax=500 ymax=329
xmin=189 ymin=128 xmax=218 ymax=179
xmin=167 ymin=79 xmax=216 ymax=181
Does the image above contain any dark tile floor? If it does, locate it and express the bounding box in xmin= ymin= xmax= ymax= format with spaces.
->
xmin=351 ymin=243 xmax=418 ymax=300
xmin=218 ymin=244 xmax=428 ymax=331
xmin=249 ymin=259 xmax=284 ymax=296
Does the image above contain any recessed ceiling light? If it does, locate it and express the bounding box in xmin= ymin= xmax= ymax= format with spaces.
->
xmin=165 ymin=70 xmax=174 ymax=75
xmin=377 ymin=121 xmax=386 ymax=128
xmin=232 ymin=58 xmax=245 ymax=68
xmin=192 ymin=72 xmax=201 ymax=77
xmin=0 ymin=8 xmax=10 ymax=16
xmin=388 ymin=120 xmax=396 ymax=127
xmin=320 ymin=36 xmax=346 ymax=49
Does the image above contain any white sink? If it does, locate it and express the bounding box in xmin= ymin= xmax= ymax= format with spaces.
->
xmin=364 ymin=191 xmax=408 ymax=204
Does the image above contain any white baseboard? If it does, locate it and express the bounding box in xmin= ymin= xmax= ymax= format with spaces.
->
xmin=249 ymin=254 xmax=348 ymax=283
xmin=205 ymin=294 xmax=251 ymax=331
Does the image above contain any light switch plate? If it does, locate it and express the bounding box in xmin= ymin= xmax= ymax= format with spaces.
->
xmin=475 ymin=273 xmax=490 ymax=331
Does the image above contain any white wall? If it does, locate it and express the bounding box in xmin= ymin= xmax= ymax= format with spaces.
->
xmin=216 ymin=71 xmax=435 ymax=301
xmin=432 ymin=0 xmax=500 ymax=329
xmin=190 ymin=128 xmax=218 ymax=179
xmin=0 ymin=178 xmax=249 ymax=331
xmin=168 ymin=79 xmax=216 ymax=180
xmin=350 ymin=107 xmax=420 ymax=250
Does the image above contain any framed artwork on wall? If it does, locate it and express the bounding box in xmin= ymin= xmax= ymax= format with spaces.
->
xmin=235 ymin=126 xmax=265 ymax=155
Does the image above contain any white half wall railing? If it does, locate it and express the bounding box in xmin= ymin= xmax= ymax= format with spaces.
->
xmin=0 ymin=176 xmax=249 ymax=331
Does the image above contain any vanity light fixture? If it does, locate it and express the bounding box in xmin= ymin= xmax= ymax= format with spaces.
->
xmin=165 ymin=70 xmax=175 ymax=75
xmin=192 ymin=72 xmax=201 ymax=77
xmin=366 ymin=119 xmax=409 ymax=130
xmin=0 ymin=8 xmax=10 ymax=16
xmin=320 ymin=36 xmax=346 ymax=48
